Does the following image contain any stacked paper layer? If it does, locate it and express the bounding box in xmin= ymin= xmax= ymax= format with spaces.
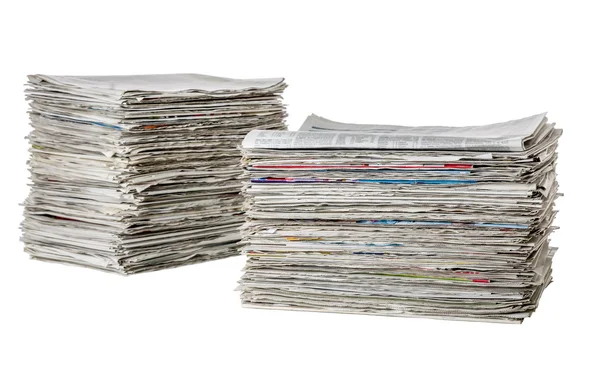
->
xmin=22 ymin=74 xmax=286 ymax=274
xmin=238 ymin=113 xmax=561 ymax=323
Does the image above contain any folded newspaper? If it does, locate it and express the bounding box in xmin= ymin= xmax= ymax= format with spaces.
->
xmin=238 ymin=113 xmax=561 ymax=323
xmin=22 ymin=74 xmax=287 ymax=274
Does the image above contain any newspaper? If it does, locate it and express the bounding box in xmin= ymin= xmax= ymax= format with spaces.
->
xmin=28 ymin=74 xmax=285 ymax=97
xmin=22 ymin=73 xmax=287 ymax=274
xmin=238 ymin=113 xmax=562 ymax=323
xmin=244 ymin=112 xmax=551 ymax=151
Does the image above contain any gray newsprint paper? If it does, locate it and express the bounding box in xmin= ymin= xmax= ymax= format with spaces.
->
xmin=238 ymin=112 xmax=562 ymax=323
xmin=22 ymin=73 xmax=287 ymax=274
xmin=244 ymin=112 xmax=550 ymax=151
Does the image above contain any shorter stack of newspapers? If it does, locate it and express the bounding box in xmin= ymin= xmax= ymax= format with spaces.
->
xmin=22 ymin=74 xmax=286 ymax=273
xmin=239 ymin=113 xmax=561 ymax=323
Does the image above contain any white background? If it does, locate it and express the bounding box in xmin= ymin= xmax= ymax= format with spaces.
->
xmin=1 ymin=1 xmax=599 ymax=373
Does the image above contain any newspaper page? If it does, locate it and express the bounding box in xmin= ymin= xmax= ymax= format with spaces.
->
xmin=243 ymin=112 xmax=551 ymax=151
xmin=254 ymin=112 xmax=549 ymax=151
xmin=29 ymin=74 xmax=285 ymax=95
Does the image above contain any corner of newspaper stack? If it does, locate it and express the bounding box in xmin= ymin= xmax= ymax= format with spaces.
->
xmin=238 ymin=112 xmax=561 ymax=323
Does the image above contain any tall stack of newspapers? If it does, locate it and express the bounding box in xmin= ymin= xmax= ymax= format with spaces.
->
xmin=239 ymin=113 xmax=561 ymax=323
xmin=22 ymin=74 xmax=287 ymax=274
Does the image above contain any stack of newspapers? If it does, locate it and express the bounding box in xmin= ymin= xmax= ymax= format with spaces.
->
xmin=22 ymin=74 xmax=286 ymax=274
xmin=239 ymin=113 xmax=561 ymax=323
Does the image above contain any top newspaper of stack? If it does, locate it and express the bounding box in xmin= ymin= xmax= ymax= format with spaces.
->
xmin=243 ymin=112 xmax=554 ymax=152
